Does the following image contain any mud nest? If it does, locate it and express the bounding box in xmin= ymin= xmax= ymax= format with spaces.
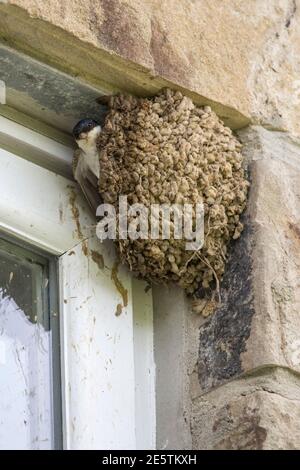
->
xmin=98 ymin=89 xmax=249 ymax=295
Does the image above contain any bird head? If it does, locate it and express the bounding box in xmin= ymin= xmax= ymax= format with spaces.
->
xmin=72 ymin=118 xmax=101 ymax=151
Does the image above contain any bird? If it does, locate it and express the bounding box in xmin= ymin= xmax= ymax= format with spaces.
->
xmin=72 ymin=118 xmax=102 ymax=213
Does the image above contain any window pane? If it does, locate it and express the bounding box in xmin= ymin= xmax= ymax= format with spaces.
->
xmin=0 ymin=236 xmax=60 ymax=450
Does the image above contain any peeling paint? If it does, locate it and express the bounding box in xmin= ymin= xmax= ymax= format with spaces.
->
xmin=111 ymin=261 xmax=128 ymax=308
xmin=68 ymin=186 xmax=83 ymax=239
xmin=81 ymin=240 xmax=89 ymax=257
xmin=115 ymin=303 xmax=123 ymax=316
xmin=91 ymin=250 xmax=104 ymax=270
xmin=144 ymin=284 xmax=152 ymax=293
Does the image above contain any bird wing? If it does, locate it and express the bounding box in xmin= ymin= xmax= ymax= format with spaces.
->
xmin=73 ymin=149 xmax=101 ymax=214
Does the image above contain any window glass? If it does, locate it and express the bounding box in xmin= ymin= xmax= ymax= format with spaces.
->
xmin=0 ymin=236 xmax=61 ymax=450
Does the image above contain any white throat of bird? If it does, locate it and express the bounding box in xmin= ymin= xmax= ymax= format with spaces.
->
xmin=77 ymin=125 xmax=101 ymax=155
xmin=76 ymin=125 xmax=101 ymax=178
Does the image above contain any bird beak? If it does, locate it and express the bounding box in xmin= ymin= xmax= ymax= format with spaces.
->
xmin=79 ymin=132 xmax=88 ymax=139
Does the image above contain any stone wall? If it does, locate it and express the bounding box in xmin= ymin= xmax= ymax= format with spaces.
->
xmin=152 ymin=126 xmax=300 ymax=450
xmin=189 ymin=126 xmax=300 ymax=449
xmin=1 ymin=0 xmax=300 ymax=450
xmin=1 ymin=1 xmax=300 ymax=135
xmin=154 ymin=124 xmax=300 ymax=450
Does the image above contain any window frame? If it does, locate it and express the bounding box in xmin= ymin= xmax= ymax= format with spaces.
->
xmin=0 ymin=231 xmax=62 ymax=449
xmin=0 ymin=115 xmax=156 ymax=450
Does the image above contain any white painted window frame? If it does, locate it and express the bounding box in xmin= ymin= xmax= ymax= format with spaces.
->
xmin=0 ymin=115 xmax=156 ymax=450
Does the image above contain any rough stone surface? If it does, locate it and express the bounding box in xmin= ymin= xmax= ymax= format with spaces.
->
xmin=186 ymin=127 xmax=300 ymax=449
xmin=191 ymin=368 xmax=300 ymax=450
xmin=191 ymin=127 xmax=300 ymax=396
xmin=1 ymin=1 xmax=300 ymax=135
xmin=239 ymin=127 xmax=300 ymax=375
xmin=197 ymin=217 xmax=255 ymax=392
